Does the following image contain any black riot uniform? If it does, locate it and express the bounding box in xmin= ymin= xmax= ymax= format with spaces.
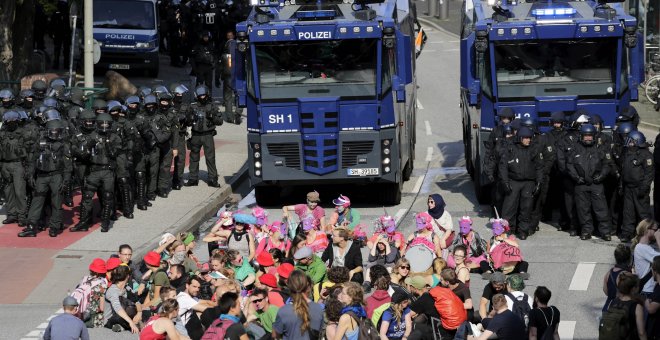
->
xmin=521 ymin=118 xmax=556 ymax=232
xmin=619 ymin=131 xmax=654 ymax=242
xmin=31 ymin=80 xmax=48 ymax=104
xmin=541 ymin=112 xmax=567 ymax=224
xmin=167 ymin=2 xmax=185 ymax=67
xmin=556 ymin=115 xmax=585 ymax=234
xmin=485 ymin=124 xmax=514 ymax=215
xmin=185 ymin=85 xmax=223 ymax=187
xmin=136 ymin=95 xmax=162 ymax=204
xmin=19 ymin=119 xmax=72 ymax=237
xmin=70 ymin=109 xmax=97 ymax=211
xmin=109 ymin=102 xmax=136 ymax=219
xmin=655 ymin=132 xmax=660 ymax=219
xmin=154 ymin=90 xmax=180 ymax=197
xmin=71 ymin=113 xmax=122 ymax=233
xmin=498 ymin=127 xmax=544 ymax=240
xmin=170 ymin=84 xmax=190 ymax=190
xmin=191 ymin=31 xmax=217 ymax=95
xmin=566 ymin=124 xmax=612 ymax=241
xmin=219 ymin=32 xmax=240 ymax=123
xmin=1 ymin=111 xmax=28 ymax=225
xmin=0 ymin=88 xmax=16 ymax=114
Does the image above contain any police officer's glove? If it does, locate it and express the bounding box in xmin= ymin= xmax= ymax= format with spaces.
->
xmin=215 ymin=78 xmax=221 ymax=88
xmin=576 ymin=177 xmax=586 ymax=185
xmin=532 ymin=182 xmax=541 ymax=196
xmin=592 ymin=174 xmax=604 ymax=184
xmin=503 ymin=182 xmax=513 ymax=195
xmin=487 ymin=175 xmax=495 ymax=183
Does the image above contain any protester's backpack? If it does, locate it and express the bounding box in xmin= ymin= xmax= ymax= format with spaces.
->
xmin=69 ymin=275 xmax=103 ymax=320
xmin=347 ymin=312 xmax=380 ymax=340
xmin=505 ymin=292 xmax=532 ymax=329
xmin=537 ymin=306 xmax=558 ymax=340
xmin=200 ymin=318 xmax=234 ymax=340
xmin=429 ymin=286 xmax=467 ymax=330
xmin=599 ymin=299 xmax=637 ymax=340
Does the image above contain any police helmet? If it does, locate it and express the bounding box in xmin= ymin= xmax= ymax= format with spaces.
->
xmin=80 ymin=109 xmax=97 ymax=131
xmin=152 ymin=85 xmax=170 ymax=96
xmin=44 ymin=108 xmax=62 ymax=122
xmin=625 ymin=130 xmax=647 ymax=147
xmin=617 ymin=106 xmax=638 ymax=123
xmin=138 ymin=86 xmax=152 ymax=99
xmin=49 ymin=78 xmax=66 ymax=94
xmin=616 ymin=122 xmax=635 ymax=139
xmin=0 ymin=88 xmax=14 ymax=107
xmin=20 ymin=89 xmax=35 ymax=100
xmin=498 ymin=107 xmax=515 ymax=120
xmin=92 ymin=99 xmax=108 ymax=113
xmin=125 ymin=95 xmax=141 ymax=106
xmin=31 ymin=80 xmax=48 ymax=96
xmin=68 ymin=106 xmax=83 ymax=121
xmin=33 ymin=106 xmax=48 ymax=125
xmin=195 ymin=85 xmax=210 ymax=103
xmin=590 ymin=114 xmax=604 ymax=132
xmin=144 ymin=94 xmax=158 ymax=114
xmin=125 ymin=95 xmax=141 ymax=116
xmin=510 ymin=118 xmax=521 ymax=132
xmin=201 ymin=30 xmax=212 ymax=41
xmin=17 ymin=110 xmax=29 ymax=122
xmin=46 ymin=119 xmax=65 ymax=141
xmin=107 ymin=100 xmax=123 ymax=115
xmin=549 ymin=111 xmax=565 ymax=124
xmin=69 ymin=87 xmax=85 ymax=106
xmin=520 ymin=117 xmax=536 ymax=130
xmin=517 ymin=126 xmax=534 ymax=143
xmin=502 ymin=124 xmax=514 ymax=137
xmin=170 ymin=83 xmax=189 ymax=96
xmin=579 ymin=124 xmax=596 ymax=146
xmin=96 ymin=112 xmax=113 ymax=133
xmin=43 ymin=96 xmax=59 ymax=108
xmin=2 ymin=111 xmax=21 ymax=131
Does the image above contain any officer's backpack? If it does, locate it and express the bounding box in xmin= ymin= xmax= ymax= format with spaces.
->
xmin=599 ymin=299 xmax=636 ymax=340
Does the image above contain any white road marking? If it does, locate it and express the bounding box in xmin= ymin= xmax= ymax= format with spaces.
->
xmin=425 ymin=147 xmax=433 ymax=161
xmin=394 ymin=208 xmax=407 ymax=223
xmin=441 ymin=48 xmax=460 ymax=52
xmin=425 ymin=121 xmax=432 ymax=136
xmin=25 ymin=331 xmax=42 ymax=337
xmin=411 ymin=176 xmax=424 ymax=194
xmin=558 ymin=320 xmax=576 ymax=340
xmin=36 ymin=323 xmax=48 ymax=329
xmin=568 ymin=262 xmax=596 ymax=291
xmin=20 ymin=338 xmax=38 ymax=340
xmin=416 ymin=99 xmax=424 ymax=110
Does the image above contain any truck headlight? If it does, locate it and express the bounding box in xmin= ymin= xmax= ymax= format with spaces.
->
xmin=135 ymin=41 xmax=156 ymax=49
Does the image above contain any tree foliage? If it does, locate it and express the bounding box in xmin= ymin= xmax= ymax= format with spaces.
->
xmin=0 ymin=0 xmax=36 ymax=82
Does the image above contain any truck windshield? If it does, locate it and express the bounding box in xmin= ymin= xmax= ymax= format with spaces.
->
xmin=494 ymin=39 xmax=617 ymax=99
xmin=93 ymin=0 xmax=156 ymax=30
xmin=255 ymin=39 xmax=377 ymax=100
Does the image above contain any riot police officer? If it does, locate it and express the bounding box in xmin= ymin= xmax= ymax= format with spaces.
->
xmin=185 ymin=85 xmax=223 ymax=187
xmin=191 ymin=31 xmax=217 ymax=94
xmin=154 ymin=90 xmax=179 ymax=198
xmin=19 ymin=119 xmax=72 ymax=237
xmin=556 ymin=112 xmax=588 ymax=233
xmin=1 ymin=111 xmax=28 ymax=225
xmin=31 ymin=80 xmax=48 ymax=103
xmin=70 ymin=113 xmax=121 ymax=233
xmin=170 ymin=84 xmax=190 ymax=190
xmin=619 ymin=131 xmax=654 ymax=242
xmin=499 ymin=126 xmax=544 ymax=240
xmin=0 ymin=88 xmax=16 ymax=113
xmin=218 ymin=30 xmax=240 ymax=123
xmin=485 ymin=123 xmax=515 ymax=215
xmin=70 ymin=109 xmax=97 ymax=213
xmin=109 ymin=102 xmax=135 ymax=219
xmin=542 ymin=111 xmax=566 ymax=225
xmin=136 ymin=95 xmax=162 ymax=204
xmin=18 ymin=89 xmax=36 ymax=111
xmin=616 ymin=106 xmax=640 ymax=129
xmin=49 ymin=0 xmax=71 ymax=69
xmin=566 ymin=124 xmax=612 ymax=241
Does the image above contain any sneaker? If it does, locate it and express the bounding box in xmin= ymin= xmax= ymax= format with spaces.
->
xmin=112 ymin=324 xmax=123 ymax=332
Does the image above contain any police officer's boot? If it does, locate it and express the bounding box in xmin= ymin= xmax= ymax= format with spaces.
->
xmin=184 ymin=180 xmax=199 ymax=187
xmin=49 ymin=224 xmax=63 ymax=237
xmin=207 ymin=177 xmax=220 ymax=188
xmin=100 ymin=192 xmax=113 ymax=232
xmin=18 ymin=224 xmax=38 ymax=237
xmin=118 ymin=177 xmax=134 ymax=219
xmin=70 ymin=191 xmax=93 ymax=232
xmin=136 ymin=172 xmax=149 ymax=210
xmin=63 ymin=182 xmax=74 ymax=207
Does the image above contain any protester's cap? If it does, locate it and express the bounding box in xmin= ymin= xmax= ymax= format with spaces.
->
xmin=219 ymin=211 xmax=234 ymax=226
xmin=277 ymin=263 xmax=295 ymax=279
xmin=269 ymin=221 xmax=283 ymax=233
xmin=490 ymin=272 xmax=506 ymax=284
xmin=89 ymin=258 xmax=107 ymax=274
xmin=234 ymin=213 xmax=258 ymax=225
xmin=507 ymin=274 xmax=525 ymax=291
xmin=259 ymin=273 xmax=278 ymax=288
xmin=144 ymin=251 xmax=161 ymax=267
xmin=63 ymin=296 xmax=79 ymax=307
xmin=257 ymin=252 xmax=275 ymax=267
xmin=209 ymin=271 xmax=226 ymax=279
xmin=106 ymin=257 xmax=122 ymax=271
xmin=404 ymin=276 xmax=427 ymax=290
xmin=199 ymin=262 xmax=210 ymax=273
xmin=158 ymin=232 xmax=175 ymax=246
xmin=459 ymin=216 xmax=473 ymax=234
xmin=391 ymin=291 xmax=409 ymax=304
xmin=182 ymin=232 xmax=195 ymax=246
xmin=293 ymin=246 xmax=313 ymax=260
xmin=415 ymin=212 xmax=432 ymax=231
xmin=306 ymin=191 xmax=320 ymax=202
xmin=332 ymin=194 xmax=351 ymax=207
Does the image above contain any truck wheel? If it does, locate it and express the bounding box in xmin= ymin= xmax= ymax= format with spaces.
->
xmin=381 ymin=182 xmax=402 ymax=205
xmin=402 ymin=157 xmax=413 ymax=181
xmin=255 ymin=186 xmax=280 ymax=206
xmin=473 ymin=143 xmax=491 ymax=204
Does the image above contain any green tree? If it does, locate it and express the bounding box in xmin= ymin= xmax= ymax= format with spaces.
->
xmin=0 ymin=0 xmax=36 ymax=82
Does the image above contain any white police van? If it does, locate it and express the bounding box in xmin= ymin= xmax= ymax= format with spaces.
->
xmin=93 ymin=0 xmax=159 ymax=77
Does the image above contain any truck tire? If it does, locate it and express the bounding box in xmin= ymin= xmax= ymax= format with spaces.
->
xmin=255 ymin=185 xmax=281 ymax=206
xmin=381 ymin=182 xmax=402 ymax=205
xmin=473 ymin=141 xmax=490 ymax=204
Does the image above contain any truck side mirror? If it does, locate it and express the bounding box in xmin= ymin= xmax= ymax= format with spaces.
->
xmin=393 ymin=31 xmax=412 ymax=102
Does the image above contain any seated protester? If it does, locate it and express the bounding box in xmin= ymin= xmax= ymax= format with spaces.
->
xmin=479 ymin=272 xmax=508 ymax=321
xmin=224 ymin=249 xmax=256 ymax=289
xmin=427 ymin=194 xmax=455 ymax=252
xmin=480 ymin=219 xmax=529 ymax=279
xmin=168 ymin=264 xmax=187 ymax=293
xmin=141 ymin=251 xmax=171 ymax=315
xmin=504 ymin=274 xmax=533 ymax=315
xmin=425 ymin=258 xmax=448 ymax=288
xmin=428 ymin=279 xmax=468 ymax=339
xmin=117 ymin=244 xmax=144 ymax=284
xmin=154 ymin=233 xmax=178 ymax=262
xmin=406 ymin=277 xmax=440 ymax=340
xmin=324 ymin=290 xmax=345 ymax=340
xmin=452 ymin=245 xmax=471 ymax=288
xmin=180 ymin=232 xmax=201 ymax=270
xmin=282 ymin=191 xmax=327 ymax=234
xmin=210 ymin=253 xmax=233 ymax=280
xmin=255 ymin=222 xmax=291 ymax=258
xmin=215 ymin=214 xmax=258 ymax=263
xmin=204 ymin=292 xmax=249 ymax=340
xmin=313 ymin=266 xmax=350 ymax=303
xmin=645 ymin=256 xmax=660 ymax=340
xmin=156 ymin=286 xmax=178 ymax=311
xmin=139 ymin=299 xmax=191 ymax=340
xmin=245 ymin=288 xmax=280 ymax=339
xmin=439 ymin=269 xmax=473 ymax=322
xmin=367 ymin=233 xmax=400 ymax=269
xmin=170 ymin=241 xmax=198 ymax=275
xmin=255 ymin=274 xmax=285 ymax=307
xmin=468 ymin=294 xmax=527 ymax=340
xmin=367 ymin=214 xmax=405 ymax=254
xmin=301 ymin=215 xmax=330 ymax=255
xmin=406 ymin=212 xmax=443 ymax=259
xmin=447 ymin=216 xmax=488 ymax=271
xmin=602 ymin=244 xmax=632 ymax=313
xmin=76 ymin=258 xmax=108 ymax=328
xmin=252 ymin=206 xmax=270 ymax=244
xmin=322 ymin=226 xmax=364 ymax=284
xmin=104 ymin=266 xmax=141 ymax=333
xmin=177 ymin=276 xmax=214 ymax=339
xmin=528 ymin=286 xmax=560 ymax=340
xmin=294 ymin=246 xmax=327 ymax=285
xmin=391 ymin=258 xmax=411 ymax=286
xmin=255 ymin=251 xmax=277 ymax=279
xmin=366 ymin=276 xmax=393 ymax=319
xmin=275 ymin=263 xmax=295 ymax=297
xmin=203 ymin=211 xmax=235 ymax=256
xmin=273 ymin=270 xmax=325 ymax=340
xmin=200 ymin=279 xmax=241 ymax=330
xmin=379 ymin=291 xmax=413 ymax=340
xmin=600 ymin=272 xmax=647 ymax=340
xmin=334 ymin=282 xmax=369 ymax=340
xmin=327 ymin=195 xmax=361 ymax=231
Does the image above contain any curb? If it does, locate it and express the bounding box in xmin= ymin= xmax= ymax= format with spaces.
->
xmin=640 ymin=120 xmax=660 ymax=130
xmin=132 ymin=161 xmax=250 ymax=261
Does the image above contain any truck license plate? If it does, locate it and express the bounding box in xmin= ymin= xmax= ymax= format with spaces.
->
xmin=347 ymin=168 xmax=379 ymax=176
xmin=109 ymin=64 xmax=130 ymax=70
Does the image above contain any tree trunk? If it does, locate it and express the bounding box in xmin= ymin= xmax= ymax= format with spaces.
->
xmin=0 ymin=0 xmax=35 ymax=83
